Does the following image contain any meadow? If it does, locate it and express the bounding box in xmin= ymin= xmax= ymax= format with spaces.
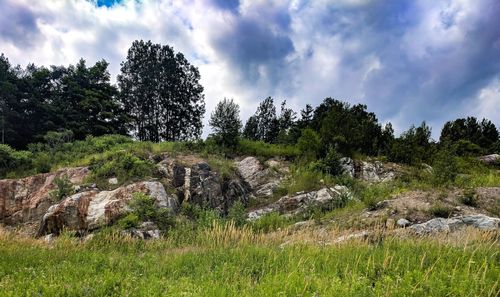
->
xmin=0 ymin=224 xmax=498 ymax=296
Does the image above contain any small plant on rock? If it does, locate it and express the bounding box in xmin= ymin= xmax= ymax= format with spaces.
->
xmin=49 ymin=176 xmax=74 ymax=201
xmin=459 ymin=189 xmax=478 ymax=207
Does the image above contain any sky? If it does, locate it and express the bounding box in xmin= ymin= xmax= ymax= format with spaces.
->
xmin=1 ymin=0 xmax=499 ymax=139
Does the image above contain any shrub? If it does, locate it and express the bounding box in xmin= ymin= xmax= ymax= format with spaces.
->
xmin=49 ymin=176 xmax=74 ymax=201
xmin=227 ymin=201 xmax=247 ymax=227
xmin=297 ymin=128 xmax=321 ymax=162
xmin=432 ymin=149 xmax=459 ymax=185
xmin=0 ymin=144 xmax=33 ymax=177
xmin=33 ymin=152 xmax=52 ymax=173
xmin=429 ymin=203 xmax=453 ymax=218
xmin=459 ymin=189 xmax=478 ymax=207
xmin=125 ymin=192 xmax=175 ymax=231
xmin=250 ymin=212 xmax=290 ymax=232
xmin=315 ymin=146 xmax=343 ymax=176
xmin=88 ymin=151 xmax=153 ymax=188
xmin=117 ymin=213 xmax=139 ymax=229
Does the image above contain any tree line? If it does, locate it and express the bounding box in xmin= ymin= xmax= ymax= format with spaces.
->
xmin=1 ymin=40 xmax=499 ymax=165
xmin=0 ymin=40 xmax=204 ymax=149
xmin=210 ymin=97 xmax=499 ymax=165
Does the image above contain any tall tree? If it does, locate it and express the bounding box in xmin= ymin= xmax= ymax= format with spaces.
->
xmin=118 ymin=40 xmax=205 ymax=141
xmin=209 ymin=98 xmax=242 ymax=148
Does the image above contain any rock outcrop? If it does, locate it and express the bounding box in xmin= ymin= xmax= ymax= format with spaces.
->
xmin=158 ymin=158 xmax=249 ymax=214
xmin=410 ymin=214 xmax=500 ymax=234
xmin=0 ymin=167 xmax=89 ymax=225
xmin=340 ymin=158 xmax=397 ymax=182
xmin=236 ymin=157 xmax=285 ymax=197
xmin=248 ymin=186 xmax=352 ymax=220
xmin=37 ymin=181 xmax=176 ymax=236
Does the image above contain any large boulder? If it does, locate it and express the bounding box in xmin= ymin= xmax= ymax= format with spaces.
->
xmin=478 ymin=154 xmax=500 ymax=165
xmin=188 ymin=162 xmax=248 ymax=214
xmin=248 ymin=186 xmax=352 ymax=220
xmin=37 ymin=181 xmax=176 ymax=236
xmin=0 ymin=167 xmax=89 ymax=225
xmin=236 ymin=157 xmax=283 ymax=197
xmin=359 ymin=161 xmax=396 ymax=182
xmin=410 ymin=214 xmax=500 ymax=234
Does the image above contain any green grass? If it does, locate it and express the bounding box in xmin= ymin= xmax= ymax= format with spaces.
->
xmin=0 ymin=227 xmax=498 ymax=296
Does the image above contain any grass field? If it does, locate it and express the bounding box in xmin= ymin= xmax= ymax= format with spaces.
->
xmin=0 ymin=225 xmax=498 ymax=296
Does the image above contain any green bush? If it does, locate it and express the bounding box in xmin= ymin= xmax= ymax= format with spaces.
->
xmin=117 ymin=213 xmax=139 ymax=229
xmin=124 ymin=192 xmax=175 ymax=231
xmin=227 ymin=201 xmax=247 ymax=227
xmin=0 ymin=144 xmax=33 ymax=178
xmin=250 ymin=212 xmax=290 ymax=232
xmin=314 ymin=146 xmax=343 ymax=176
xmin=237 ymin=139 xmax=298 ymax=159
xmin=432 ymin=149 xmax=459 ymax=185
xmin=459 ymin=189 xmax=478 ymax=207
xmin=88 ymin=151 xmax=153 ymax=188
xmin=296 ymin=128 xmax=321 ymax=162
xmin=49 ymin=176 xmax=74 ymax=201
xmin=429 ymin=203 xmax=453 ymax=218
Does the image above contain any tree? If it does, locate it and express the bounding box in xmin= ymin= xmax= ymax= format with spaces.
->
xmin=276 ymin=100 xmax=297 ymax=144
xmin=243 ymin=97 xmax=280 ymax=143
xmin=209 ymin=98 xmax=242 ymax=147
xmin=389 ymin=122 xmax=433 ymax=165
xmin=118 ymin=40 xmax=205 ymax=142
xmin=299 ymin=104 xmax=314 ymax=128
xmin=243 ymin=116 xmax=259 ymax=140
xmin=315 ymin=98 xmax=384 ymax=156
xmin=255 ymin=97 xmax=279 ymax=143
xmin=440 ymin=116 xmax=499 ymax=153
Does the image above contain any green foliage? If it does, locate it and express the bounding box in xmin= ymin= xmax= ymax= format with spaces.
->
xmin=314 ymin=98 xmax=389 ymax=156
xmin=117 ymin=213 xmax=139 ymax=229
xmin=227 ymin=201 xmax=247 ymax=227
xmin=0 ymin=144 xmax=33 ymax=178
xmin=237 ymin=139 xmax=298 ymax=159
xmin=314 ymin=146 xmax=343 ymax=176
xmin=459 ymin=189 xmax=478 ymax=207
xmin=88 ymin=151 xmax=153 ymax=188
xmin=250 ymin=212 xmax=290 ymax=232
xmin=49 ymin=176 xmax=74 ymax=201
xmin=296 ymin=128 xmax=321 ymax=162
xmin=125 ymin=192 xmax=175 ymax=231
xmin=209 ymin=98 xmax=242 ymax=148
xmin=118 ymin=40 xmax=205 ymax=141
xmin=389 ymin=122 xmax=433 ymax=165
xmin=431 ymin=149 xmax=459 ymax=185
xmin=1 ymin=233 xmax=498 ymax=296
xmin=429 ymin=203 xmax=453 ymax=218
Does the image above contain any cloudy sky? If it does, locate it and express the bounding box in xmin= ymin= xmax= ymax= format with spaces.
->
xmin=1 ymin=0 xmax=499 ymax=138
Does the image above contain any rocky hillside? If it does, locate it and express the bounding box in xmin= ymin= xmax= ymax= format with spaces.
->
xmin=1 ymin=154 xmax=499 ymax=240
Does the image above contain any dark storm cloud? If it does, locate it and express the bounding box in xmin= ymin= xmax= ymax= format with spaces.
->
xmin=209 ymin=2 xmax=293 ymax=88
xmin=0 ymin=1 xmax=41 ymax=47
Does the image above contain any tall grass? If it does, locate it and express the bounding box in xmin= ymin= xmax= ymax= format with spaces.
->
xmin=0 ymin=226 xmax=498 ymax=296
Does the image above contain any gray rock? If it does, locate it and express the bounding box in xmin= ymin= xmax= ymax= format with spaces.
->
xmin=410 ymin=214 xmax=499 ymax=234
xmin=478 ymin=154 xmax=500 ymax=165
xmin=108 ymin=177 xmax=118 ymax=185
xmin=236 ymin=157 xmax=282 ymax=198
xmin=396 ymin=218 xmax=411 ymax=227
xmin=360 ymin=161 xmax=395 ymax=182
xmin=44 ymin=233 xmax=55 ymax=243
xmin=248 ymin=186 xmax=352 ymax=220
xmin=189 ymin=162 xmax=248 ymax=214
xmin=340 ymin=157 xmax=355 ymax=177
